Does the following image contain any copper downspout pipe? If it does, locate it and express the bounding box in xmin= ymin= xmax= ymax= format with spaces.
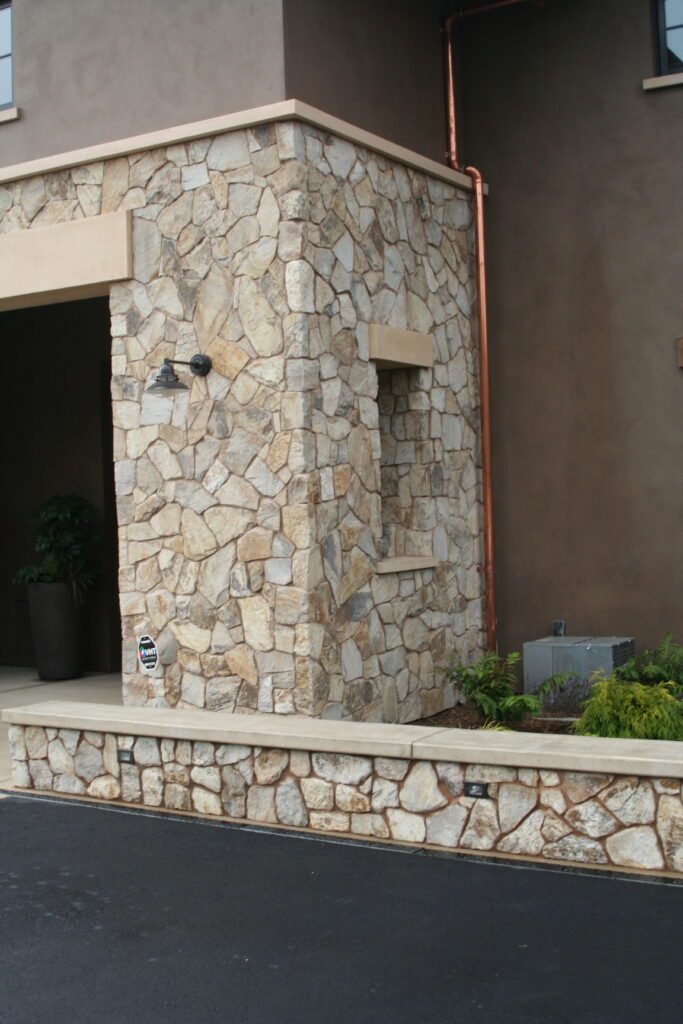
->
xmin=443 ymin=0 xmax=543 ymax=651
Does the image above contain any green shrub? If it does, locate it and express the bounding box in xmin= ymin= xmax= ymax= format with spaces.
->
xmin=573 ymin=673 xmax=683 ymax=741
xmin=14 ymin=494 xmax=99 ymax=602
xmin=445 ymin=651 xmax=567 ymax=724
xmin=616 ymin=634 xmax=683 ymax=697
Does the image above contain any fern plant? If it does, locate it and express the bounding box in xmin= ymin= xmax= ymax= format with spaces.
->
xmin=446 ymin=651 xmax=568 ymax=724
xmin=573 ymin=673 xmax=683 ymax=741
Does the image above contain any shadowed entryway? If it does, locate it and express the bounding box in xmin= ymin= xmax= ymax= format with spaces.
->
xmin=0 ymin=296 xmax=120 ymax=673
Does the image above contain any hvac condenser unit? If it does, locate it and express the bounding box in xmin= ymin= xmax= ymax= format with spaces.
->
xmin=523 ymin=636 xmax=635 ymax=706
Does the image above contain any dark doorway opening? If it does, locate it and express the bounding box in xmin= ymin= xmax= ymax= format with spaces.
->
xmin=0 ymin=296 xmax=120 ymax=672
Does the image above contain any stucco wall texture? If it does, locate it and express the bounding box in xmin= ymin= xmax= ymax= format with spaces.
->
xmin=2 ymin=0 xmax=448 ymax=168
xmin=4 ymin=0 xmax=286 ymax=164
xmin=460 ymin=0 xmax=683 ymax=654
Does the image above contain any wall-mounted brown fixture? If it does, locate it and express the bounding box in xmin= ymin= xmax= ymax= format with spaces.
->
xmin=677 ymin=338 xmax=683 ymax=368
xmin=146 ymin=354 xmax=212 ymax=395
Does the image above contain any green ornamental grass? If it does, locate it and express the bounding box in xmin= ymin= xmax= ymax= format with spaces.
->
xmin=573 ymin=674 xmax=683 ymax=741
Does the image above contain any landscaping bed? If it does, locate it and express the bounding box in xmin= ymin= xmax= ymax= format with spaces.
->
xmin=431 ymin=635 xmax=683 ymax=740
xmin=416 ymin=703 xmax=580 ymax=734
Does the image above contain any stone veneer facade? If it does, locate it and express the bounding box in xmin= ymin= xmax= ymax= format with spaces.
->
xmin=0 ymin=118 xmax=483 ymax=722
xmin=8 ymin=723 xmax=683 ymax=876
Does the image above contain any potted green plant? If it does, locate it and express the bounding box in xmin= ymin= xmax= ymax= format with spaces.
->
xmin=14 ymin=494 xmax=99 ymax=681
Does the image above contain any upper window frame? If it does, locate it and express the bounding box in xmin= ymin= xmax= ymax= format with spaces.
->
xmin=0 ymin=1 xmax=12 ymax=111
xmin=655 ymin=0 xmax=683 ymax=76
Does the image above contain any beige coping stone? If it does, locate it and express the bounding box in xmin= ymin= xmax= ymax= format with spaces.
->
xmin=1 ymin=702 xmax=442 ymax=760
xmin=369 ymin=325 xmax=433 ymax=369
xmin=0 ymin=99 xmax=476 ymax=193
xmin=412 ymin=729 xmax=683 ymax=779
xmin=0 ymin=210 xmax=133 ymax=312
xmin=376 ymin=557 xmax=437 ymax=574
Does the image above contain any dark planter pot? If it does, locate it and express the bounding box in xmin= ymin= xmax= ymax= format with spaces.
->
xmin=27 ymin=582 xmax=83 ymax=681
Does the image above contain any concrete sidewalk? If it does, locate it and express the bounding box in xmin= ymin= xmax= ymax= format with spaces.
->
xmin=0 ymin=667 xmax=121 ymax=787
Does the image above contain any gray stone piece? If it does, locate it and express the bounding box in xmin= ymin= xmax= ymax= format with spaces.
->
xmin=312 ymin=753 xmax=372 ymax=785
xmin=247 ymin=785 xmax=277 ymax=823
xmin=426 ymin=804 xmax=469 ymax=848
xmin=74 ymin=740 xmax=105 ymax=783
xmin=600 ymin=778 xmax=656 ymax=826
xmin=656 ymin=795 xmax=683 ymax=872
xmin=497 ymin=809 xmax=545 ymax=855
xmin=543 ymin=835 xmax=609 ymax=865
xmin=460 ymin=801 xmax=500 ymax=850
xmin=498 ymin=784 xmax=538 ymax=834
xmin=275 ymin=780 xmax=308 ymax=826
xmin=565 ymin=799 xmax=618 ymax=839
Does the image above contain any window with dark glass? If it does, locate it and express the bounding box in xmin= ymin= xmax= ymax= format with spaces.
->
xmin=0 ymin=2 xmax=11 ymax=109
xmin=657 ymin=0 xmax=683 ymax=75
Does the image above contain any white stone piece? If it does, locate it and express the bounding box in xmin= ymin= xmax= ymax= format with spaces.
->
xmin=192 ymin=786 xmax=223 ymax=815
xmin=606 ymin=827 xmax=665 ymax=870
xmin=498 ymin=783 xmax=538 ymax=834
xmin=301 ymin=777 xmax=334 ymax=810
xmin=400 ymin=762 xmax=447 ymax=813
xmin=387 ymin=808 xmax=426 ymax=843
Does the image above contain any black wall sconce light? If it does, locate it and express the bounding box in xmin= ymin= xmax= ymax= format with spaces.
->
xmin=145 ymin=354 xmax=212 ymax=395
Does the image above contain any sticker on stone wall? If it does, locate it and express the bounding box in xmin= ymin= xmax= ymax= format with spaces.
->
xmin=137 ymin=635 xmax=158 ymax=673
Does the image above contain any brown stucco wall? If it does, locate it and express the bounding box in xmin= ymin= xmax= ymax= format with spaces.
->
xmin=3 ymin=0 xmax=450 ymax=170
xmin=459 ymin=0 xmax=683 ymax=654
xmin=283 ymin=0 xmax=448 ymax=162
xmin=3 ymin=0 xmax=286 ymax=165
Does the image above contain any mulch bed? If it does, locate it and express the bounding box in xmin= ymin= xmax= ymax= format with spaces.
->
xmin=415 ymin=702 xmax=581 ymax=734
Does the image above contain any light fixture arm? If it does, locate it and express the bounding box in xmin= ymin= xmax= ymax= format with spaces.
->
xmin=161 ymin=354 xmax=212 ymax=377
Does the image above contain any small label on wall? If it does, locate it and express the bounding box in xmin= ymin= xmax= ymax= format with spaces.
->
xmin=137 ymin=635 xmax=158 ymax=673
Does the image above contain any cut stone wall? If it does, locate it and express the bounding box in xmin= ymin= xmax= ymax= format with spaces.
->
xmin=9 ymin=722 xmax=683 ymax=876
xmin=0 ymin=116 xmax=483 ymax=722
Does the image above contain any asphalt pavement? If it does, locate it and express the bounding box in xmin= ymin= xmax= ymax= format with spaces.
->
xmin=0 ymin=793 xmax=681 ymax=1024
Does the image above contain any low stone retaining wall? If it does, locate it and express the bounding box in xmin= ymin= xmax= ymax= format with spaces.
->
xmin=4 ymin=702 xmax=683 ymax=877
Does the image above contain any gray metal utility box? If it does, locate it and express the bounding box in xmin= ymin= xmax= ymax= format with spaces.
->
xmin=523 ymin=636 xmax=635 ymax=708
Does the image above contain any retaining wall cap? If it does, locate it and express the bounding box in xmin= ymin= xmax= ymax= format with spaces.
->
xmin=3 ymin=702 xmax=682 ymax=778
xmin=412 ymin=728 xmax=683 ymax=778
xmin=0 ymin=701 xmax=440 ymax=759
